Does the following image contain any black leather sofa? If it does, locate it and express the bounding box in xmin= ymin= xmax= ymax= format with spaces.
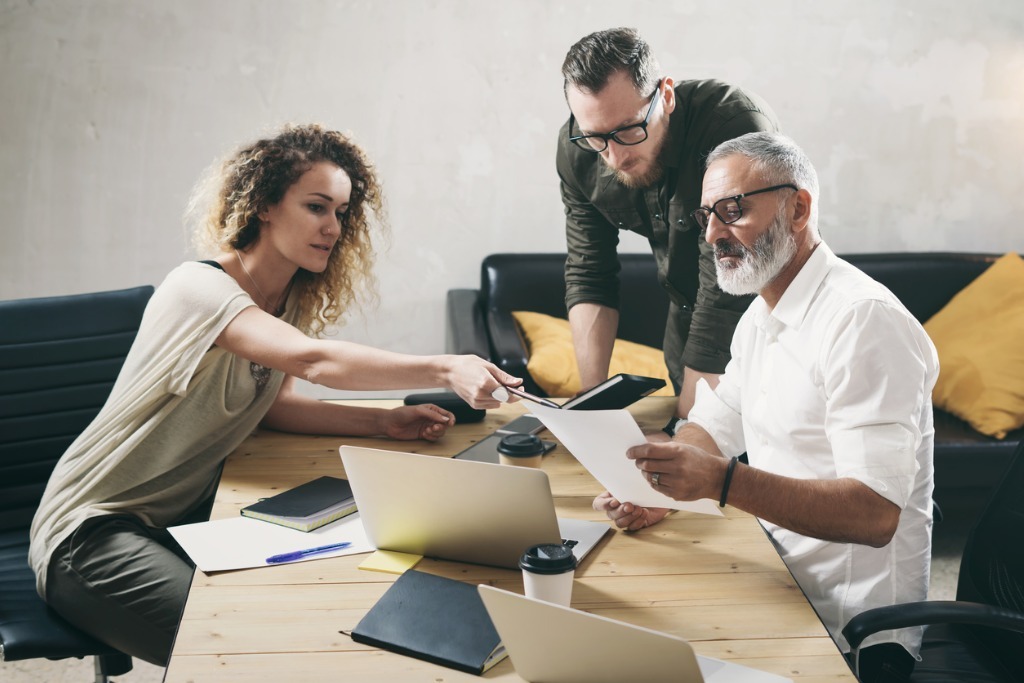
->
xmin=446 ymin=252 xmax=1023 ymax=493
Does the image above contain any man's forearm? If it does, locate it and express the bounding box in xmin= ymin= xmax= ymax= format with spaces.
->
xmin=670 ymin=422 xmax=900 ymax=546
xmin=726 ymin=464 xmax=901 ymax=547
xmin=568 ymin=302 xmax=619 ymax=390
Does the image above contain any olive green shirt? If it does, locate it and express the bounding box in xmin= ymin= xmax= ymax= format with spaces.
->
xmin=557 ymin=78 xmax=779 ymax=382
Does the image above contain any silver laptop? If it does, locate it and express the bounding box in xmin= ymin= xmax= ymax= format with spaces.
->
xmin=339 ymin=446 xmax=610 ymax=569
xmin=478 ymin=586 xmax=794 ymax=683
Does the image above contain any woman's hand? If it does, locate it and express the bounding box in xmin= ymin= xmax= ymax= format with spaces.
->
xmin=381 ymin=404 xmax=455 ymax=441
xmin=444 ymin=355 xmax=522 ymax=409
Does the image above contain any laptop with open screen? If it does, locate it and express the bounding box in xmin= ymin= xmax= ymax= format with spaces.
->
xmin=339 ymin=446 xmax=609 ymax=569
xmin=478 ymin=586 xmax=794 ymax=683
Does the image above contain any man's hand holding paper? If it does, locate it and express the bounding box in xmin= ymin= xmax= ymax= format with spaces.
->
xmin=527 ymin=405 xmax=721 ymax=516
xmin=629 ymin=440 xmax=731 ymax=504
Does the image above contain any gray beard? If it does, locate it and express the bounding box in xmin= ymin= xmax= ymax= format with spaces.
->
xmin=714 ymin=210 xmax=797 ymax=296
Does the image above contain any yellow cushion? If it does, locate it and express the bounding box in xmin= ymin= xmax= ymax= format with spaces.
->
xmin=924 ymin=253 xmax=1024 ymax=439
xmin=511 ymin=310 xmax=675 ymax=398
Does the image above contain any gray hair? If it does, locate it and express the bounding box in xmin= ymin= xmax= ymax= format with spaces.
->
xmin=706 ymin=132 xmax=820 ymax=232
xmin=561 ymin=27 xmax=661 ymax=96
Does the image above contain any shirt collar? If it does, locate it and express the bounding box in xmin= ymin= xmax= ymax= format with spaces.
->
xmin=753 ymin=241 xmax=831 ymax=331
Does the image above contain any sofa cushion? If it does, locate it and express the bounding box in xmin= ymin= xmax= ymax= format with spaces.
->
xmin=511 ymin=311 xmax=674 ymax=398
xmin=924 ymin=253 xmax=1024 ymax=439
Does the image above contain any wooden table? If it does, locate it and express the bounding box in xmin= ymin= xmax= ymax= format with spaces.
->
xmin=165 ymin=398 xmax=855 ymax=682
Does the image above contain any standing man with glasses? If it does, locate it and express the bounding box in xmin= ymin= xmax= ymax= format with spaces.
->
xmin=558 ymin=27 xmax=780 ymax=426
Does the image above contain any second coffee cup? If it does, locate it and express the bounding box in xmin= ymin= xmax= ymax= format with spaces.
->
xmin=519 ymin=543 xmax=577 ymax=606
xmin=497 ymin=433 xmax=545 ymax=468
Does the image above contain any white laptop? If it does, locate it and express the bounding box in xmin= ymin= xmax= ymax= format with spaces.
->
xmin=478 ymin=585 xmax=793 ymax=683
xmin=339 ymin=446 xmax=610 ymax=569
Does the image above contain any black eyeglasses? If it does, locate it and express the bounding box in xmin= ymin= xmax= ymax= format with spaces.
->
xmin=690 ymin=184 xmax=799 ymax=230
xmin=568 ymin=81 xmax=662 ymax=153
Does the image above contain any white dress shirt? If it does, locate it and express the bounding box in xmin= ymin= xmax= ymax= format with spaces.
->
xmin=689 ymin=243 xmax=939 ymax=655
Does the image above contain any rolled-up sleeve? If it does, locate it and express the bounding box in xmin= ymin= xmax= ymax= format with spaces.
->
xmin=558 ymin=143 xmax=621 ymax=312
xmin=821 ymin=300 xmax=938 ymax=508
xmin=688 ymin=356 xmax=747 ymax=458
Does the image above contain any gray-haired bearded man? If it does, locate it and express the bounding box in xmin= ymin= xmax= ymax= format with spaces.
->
xmin=595 ymin=132 xmax=937 ymax=683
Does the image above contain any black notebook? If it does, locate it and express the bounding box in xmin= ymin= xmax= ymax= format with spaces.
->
xmin=240 ymin=476 xmax=356 ymax=532
xmin=561 ymin=373 xmax=666 ymax=411
xmin=350 ymin=569 xmax=507 ymax=675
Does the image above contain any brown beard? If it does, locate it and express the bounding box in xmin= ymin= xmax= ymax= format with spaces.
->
xmin=613 ymin=157 xmax=665 ymax=189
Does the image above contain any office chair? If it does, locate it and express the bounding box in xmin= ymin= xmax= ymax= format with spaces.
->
xmin=842 ymin=438 xmax=1024 ymax=682
xmin=0 ymin=286 xmax=153 ymax=682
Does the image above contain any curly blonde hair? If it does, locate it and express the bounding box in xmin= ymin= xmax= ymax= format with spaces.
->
xmin=191 ymin=124 xmax=386 ymax=335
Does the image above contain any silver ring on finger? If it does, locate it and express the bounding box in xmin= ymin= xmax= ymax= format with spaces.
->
xmin=651 ymin=472 xmax=661 ymax=487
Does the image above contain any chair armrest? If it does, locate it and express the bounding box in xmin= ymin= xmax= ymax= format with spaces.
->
xmin=842 ymin=601 xmax=1024 ymax=651
xmin=445 ymin=289 xmax=489 ymax=358
xmin=486 ymin=309 xmax=544 ymax=395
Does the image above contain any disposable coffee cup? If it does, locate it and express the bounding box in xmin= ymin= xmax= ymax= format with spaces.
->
xmin=497 ymin=433 xmax=545 ymax=468
xmin=519 ymin=543 xmax=577 ymax=607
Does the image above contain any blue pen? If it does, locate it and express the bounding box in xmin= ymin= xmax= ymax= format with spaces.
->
xmin=265 ymin=541 xmax=352 ymax=564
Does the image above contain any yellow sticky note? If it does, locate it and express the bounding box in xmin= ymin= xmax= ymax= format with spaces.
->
xmin=358 ymin=549 xmax=422 ymax=575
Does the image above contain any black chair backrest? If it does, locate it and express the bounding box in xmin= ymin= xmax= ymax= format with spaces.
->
xmin=842 ymin=252 xmax=1000 ymax=323
xmin=956 ymin=438 xmax=1024 ymax=678
xmin=481 ymin=253 xmax=671 ymax=349
xmin=0 ymin=286 xmax=153 ymax=533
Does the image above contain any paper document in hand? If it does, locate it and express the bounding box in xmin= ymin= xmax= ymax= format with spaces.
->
xmin=529 ymin=405 xmax=722 ymax=516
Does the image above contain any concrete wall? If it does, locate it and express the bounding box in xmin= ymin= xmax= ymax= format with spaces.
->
xmin=3 ymin=1 xmax=1022 ymax=360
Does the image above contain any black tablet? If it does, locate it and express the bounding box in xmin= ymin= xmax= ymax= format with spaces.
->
xmin=560 ymin=373 xmax=666 ymax=411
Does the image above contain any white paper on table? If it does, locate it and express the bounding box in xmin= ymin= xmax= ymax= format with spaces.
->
xmin=529 ymin=405 xmax=722 ymax=516
xmin=168 ymin=513 xmax=374 ymax=572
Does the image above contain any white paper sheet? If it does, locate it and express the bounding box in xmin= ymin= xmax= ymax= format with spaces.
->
xmin=168 ymin=513 xmax=374 ymax=572
xmin=529 ymin=405 xmax=722 ymax=516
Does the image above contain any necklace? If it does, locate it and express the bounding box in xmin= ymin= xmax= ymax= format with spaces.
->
xmin=235 ymin=250 xmax=280 ymax=314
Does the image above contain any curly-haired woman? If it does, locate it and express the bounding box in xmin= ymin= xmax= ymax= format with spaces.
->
xmin=29 ymin=124 xmax=520 ymax=666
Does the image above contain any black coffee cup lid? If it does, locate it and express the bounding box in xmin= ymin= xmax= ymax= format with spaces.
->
xmin=519 ymin=543 xmax=577 ymax=574
xmin=498 ymin=433 xmax=545 ymax=457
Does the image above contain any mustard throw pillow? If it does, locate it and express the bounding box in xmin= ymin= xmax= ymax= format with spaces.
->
xmin=511 ymin=310 xmax=675 ymax=398
xmin=924 ymin=252 xmax=1024 ymax=439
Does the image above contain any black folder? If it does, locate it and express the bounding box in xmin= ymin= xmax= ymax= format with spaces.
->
xmin=350 ymin=569 xmax=507 ymax=675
